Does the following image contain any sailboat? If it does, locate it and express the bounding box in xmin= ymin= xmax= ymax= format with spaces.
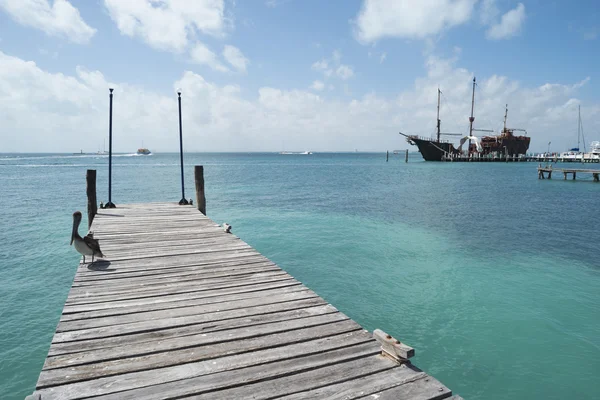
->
xmin=97 ymin=139 xmax=108 ymax=155
xmin=560 ymin=105 xmax=585 ymax=161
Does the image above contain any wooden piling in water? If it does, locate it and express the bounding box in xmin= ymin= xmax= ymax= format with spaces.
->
xmin=86 ymin=169 xmax=97 ymax=229
xmin=195 ymin=165 xmax=206 ymax=215
xmin=405 ymin=149 xmax=409 ymax=163
xmin=386 ymin=150 xmax=389 ymax=162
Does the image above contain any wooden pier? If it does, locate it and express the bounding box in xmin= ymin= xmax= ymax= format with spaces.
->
xmin=441 ymin=154 xmax=600 ymax=163
xmin=27 ymin=171 xmax=459 ymax=399
xmin=538 ymin=166 xmax=600 ymax=181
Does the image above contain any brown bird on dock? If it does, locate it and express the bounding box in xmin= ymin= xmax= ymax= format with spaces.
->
xmin=70 ymin=211 xmax=104 ymax=263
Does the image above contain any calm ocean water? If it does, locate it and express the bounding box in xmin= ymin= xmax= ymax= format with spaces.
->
xmin=0 ymin=152 xmax=599 ymax=399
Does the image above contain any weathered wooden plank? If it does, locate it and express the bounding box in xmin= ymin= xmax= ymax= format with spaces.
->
xmin=84 ymin=343 xmax=383 ymax=400
xmin=65 ymin=274 xmax=295 ymax=306
xmin=359 ymin=375 xmax=452 ymax=400
xmin=58 ymin=289 xmax=319 ymax=331
xmin=53 ymin=297 xmax=329 ymax=342
xmin=39 ymin=320 xmax=363 ymax=391
xmin=71 ymin=260 xmax=278 ymax=288
xmin=96 ymin=243 xmax=253 ymax=261
xmin=73 ymin=251 xmax=264 ymax=278
xmin=189 ymin=355 xmax=394 ymax=400
xmin=49 ymin=304 xmax=342 ymax=357
xmin=98 ymin=236 xmax=240 ymax=251
xmin=65 ymin=276 xmax=294 ymax=308
xmin=61 ymin=280 xmax=302 ymax=314
xmin=278 ymin=366 xmax=428 ymax=399
xmin=60 ymin=285 xmax=311 ymax=323
xmin=67 ymin=270 xmax=288 ymax=298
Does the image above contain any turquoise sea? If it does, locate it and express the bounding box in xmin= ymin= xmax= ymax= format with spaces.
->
xmin=0 ymin=152 xmax=599 ymax=399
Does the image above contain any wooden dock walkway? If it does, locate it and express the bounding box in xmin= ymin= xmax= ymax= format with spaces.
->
xmin=538 ymin=166 xmax=600 ymax=181
xmin=28 ymin=202 xmax=459 ymax=399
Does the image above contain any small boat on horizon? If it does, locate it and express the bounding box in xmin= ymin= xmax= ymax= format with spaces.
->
xmin=280 ymin=151 xmax=312 ymax=155
xmin=137 ymin=148 xmax=152 ymax=155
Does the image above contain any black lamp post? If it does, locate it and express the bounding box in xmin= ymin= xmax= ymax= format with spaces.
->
xmin=177 ymin=90 xmax=188 ymax=205
xmin=105 ymin=88 xmax=116 ymax=208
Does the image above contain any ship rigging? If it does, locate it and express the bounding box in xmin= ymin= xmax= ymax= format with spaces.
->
xmin=399 ymin=77 xmax=530 ymax=161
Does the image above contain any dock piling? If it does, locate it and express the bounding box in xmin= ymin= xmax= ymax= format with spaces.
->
xmin=194 ymin=165 xmax=206 ymax=215
xmin=86 ymin=169 xmax=97 ymax=229
xmin=405 ymin=149 xmax=409 ymax=163
xmin=386 ymin=150 xmax=389 ymax=162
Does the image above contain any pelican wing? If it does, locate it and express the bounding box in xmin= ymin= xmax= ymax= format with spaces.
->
xmin=83 ymin=235 xmax=104 ymax=258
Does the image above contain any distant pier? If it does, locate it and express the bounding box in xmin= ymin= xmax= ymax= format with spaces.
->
xmin=538 ymin=165 xmax=600 ymax=181
xmin=26 ymin=168 xmax=459 ymax=399
xmin=441 ymin=154 xmax=600 ymax=163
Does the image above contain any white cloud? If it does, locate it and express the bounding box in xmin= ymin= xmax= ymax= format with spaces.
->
xmin=354 ymin=0 xmax=477 ymax=42
xmin=0 ymin=50 xmax=597 ymax=153
xmin=313 ymin=51 xmax=354 ymax=81
xmin=222 ymin=45 xmax=249 ymax=73
xmin=103 ymin=0 xmax=228 ymax=52
xmin=479 ymin=0 xmax=499 ymax=25
xmin=486 ymin=3 xmax=525 ymax=39
xmin=0 ymin=0 xmax=96 ymax=44
xmin=336 ymin=65 xmax=354 ymax=80
xmin=380 ymin=52 xmax=387 ymax=64
xmin=190 ymin=42 xmax=229 ymax=72
xmin=310 ymin=80 xmax=325 ymax=91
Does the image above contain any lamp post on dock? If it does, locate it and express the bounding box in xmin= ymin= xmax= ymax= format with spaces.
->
xmin=105 ymin=88 xmax=116 ymax=208
xmin=177 ymin=90 xmax=188 ymax=205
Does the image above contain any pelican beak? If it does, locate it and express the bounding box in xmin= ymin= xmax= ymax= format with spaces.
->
xmin=70 ymin=232 xmax=74 ymax=245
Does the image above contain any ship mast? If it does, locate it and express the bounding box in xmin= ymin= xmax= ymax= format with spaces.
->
xmin=503 ymin=104 xmax=508 ymax=132
xmin=468 ymin=77 xmax=476 ymax=153
xmin=578 ymin=104 xmax=581 ymax=151
xmin=436 ymin=87 xmax=441 ymax=143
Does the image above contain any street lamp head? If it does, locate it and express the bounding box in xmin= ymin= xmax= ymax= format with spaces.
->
xmin=177 ymin=88 xmax=182 ymax=97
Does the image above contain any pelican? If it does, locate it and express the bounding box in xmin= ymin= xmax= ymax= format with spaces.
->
xmin=70 ymin=211 xmax=104 ymax=263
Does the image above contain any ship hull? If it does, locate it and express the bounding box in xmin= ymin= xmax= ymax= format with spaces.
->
xmin=411 ymin=138 xmax=457 ymax=161
xmin=479 ymin=136 xmax=530 ymax=155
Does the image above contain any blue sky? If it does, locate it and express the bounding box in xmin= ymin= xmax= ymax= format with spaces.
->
xmin=0 ymin=0 xmax=599 ymax=152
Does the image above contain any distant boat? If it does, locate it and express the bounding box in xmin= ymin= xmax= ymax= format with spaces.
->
xmin=560 ymin=105 xmax=585 ymax=161
xmin=137 ymin=148 xmax=151 ymax=155
xmin=279 ymin=151 xmax=312 ymax=155
xmin=97 ymin=139 xmax=108 ymax=155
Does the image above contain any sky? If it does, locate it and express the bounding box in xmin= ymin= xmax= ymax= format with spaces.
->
xmin=0 ymin=0 xmax=599 ymax=153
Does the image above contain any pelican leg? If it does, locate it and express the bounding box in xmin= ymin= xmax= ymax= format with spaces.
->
xmin=92 ymin=254 xmax=95 ymax=263
xmin=83 ymin=255 xmax=86 ymax=264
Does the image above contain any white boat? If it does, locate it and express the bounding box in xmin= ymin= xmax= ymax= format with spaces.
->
xmin=560 ymin=105 xmax=585 ymax=161
xmin=586 ymin=141 xmax=600 ymax=160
